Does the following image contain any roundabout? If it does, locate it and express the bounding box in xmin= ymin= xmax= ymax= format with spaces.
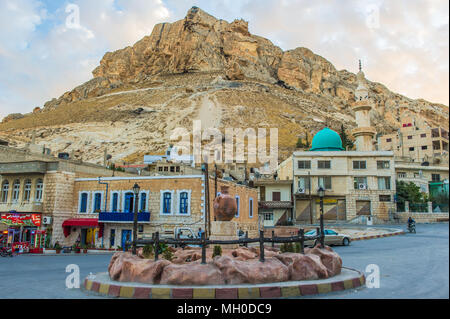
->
xmin=83 ymin=267 xmax=365 ymax=299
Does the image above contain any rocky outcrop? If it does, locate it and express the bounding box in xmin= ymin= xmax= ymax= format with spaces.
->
xmin=160 ymin=263 xmax=225 ymax=285
xmin=308 ymin=246 xmax=343 ymax=277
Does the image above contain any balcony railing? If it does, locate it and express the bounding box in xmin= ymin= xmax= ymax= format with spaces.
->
xmin=98 ymin=212 xmax=151 ymax=223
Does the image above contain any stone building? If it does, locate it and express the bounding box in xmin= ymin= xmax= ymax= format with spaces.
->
xmin=63 ymin=175 xmax=259 ymax=248
xmin=278 ymin=65 xmax=396 ymax=224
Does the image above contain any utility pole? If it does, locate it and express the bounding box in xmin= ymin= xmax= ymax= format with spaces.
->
xmin=203 ymin=161 xmax=211 ymax=238
xmin=309 ymin=171 xmax=313 ymax=224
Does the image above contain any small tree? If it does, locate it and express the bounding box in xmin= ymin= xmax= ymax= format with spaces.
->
xmin=162 ymin=249 xmax=173 ymax=261
xmin=339 ymin=124 xmax=354 ymax=150
xmin=142 ymin=244 xmax=154 ymax=259
xmin=396 ymin=181 xmax=427 ymax=211
xmin=212 ymin=245 xmax=222 ymax=258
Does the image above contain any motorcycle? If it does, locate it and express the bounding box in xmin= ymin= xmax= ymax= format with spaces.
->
xmin=407 ymin=221 xmax=416 ymax=233
xmin=0 ymin=246 xmax=14 ymax=257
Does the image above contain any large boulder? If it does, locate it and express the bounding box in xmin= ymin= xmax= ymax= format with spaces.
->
xmin=231 ymin=247 xmax=257 ymax=260
xmin=308 ymin=246 xmax=342 ymax=277
xmin=213 ymin=256 xmax=289 ymax=284
xmin=289 ymin=254 xmax=329 ymax=280
xmin=172 ymin=248 xmax=202 ymax=264
xmin=160 ymin=263 xmax=225 ymax=285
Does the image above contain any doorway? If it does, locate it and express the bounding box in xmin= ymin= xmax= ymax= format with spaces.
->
xmin=121 ymin=229 xmax=132 ymax=251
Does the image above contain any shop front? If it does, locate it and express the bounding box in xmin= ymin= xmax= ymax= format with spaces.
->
xmin=62 ymin=218 xmax=103 ymax=248
xmin=0 ymin=212 xmax=45 ymax=253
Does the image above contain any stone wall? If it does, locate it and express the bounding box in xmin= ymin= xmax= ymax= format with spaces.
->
xmin=395 ymin=212 xmax=449 ymax=223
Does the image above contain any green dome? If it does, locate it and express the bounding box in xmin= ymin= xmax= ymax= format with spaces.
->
xmin=310 ymin=127 xmax=344 ymax=151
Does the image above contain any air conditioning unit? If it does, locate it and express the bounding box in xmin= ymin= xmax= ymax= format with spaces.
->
xmin=297 ymin=188 xmax=305 ymax=194
xmin=43 ymin=216 xmax=52 ymax=225
xmin=358 ymin=184 xmax=367 ymax=190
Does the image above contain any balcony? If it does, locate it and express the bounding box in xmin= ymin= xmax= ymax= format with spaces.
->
xmin=98 ymin=212 xmax=151 ymax=223
xmin=259 ymin=201 xmax=293 ymax=209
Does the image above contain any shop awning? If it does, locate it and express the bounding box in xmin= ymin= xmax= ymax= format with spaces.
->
xmin=62 ymin=218 xmax=101 ymax=238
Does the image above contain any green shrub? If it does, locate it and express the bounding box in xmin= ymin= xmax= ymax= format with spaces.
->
xmin=280 ymin=243 xmax=295 ymax=253
xmin=162 ymin=249 xmax=173 ymax=261
xmin=212 ymin=245 xmax=222 ymax=258
xmin=142 ymin=245 xmax=154 ymax=259
xmin=294 ymin=243 xmax=301 ymax=253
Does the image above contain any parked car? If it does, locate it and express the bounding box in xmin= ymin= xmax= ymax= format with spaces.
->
xmin=304 ymin=229 xmax=351 ymax=247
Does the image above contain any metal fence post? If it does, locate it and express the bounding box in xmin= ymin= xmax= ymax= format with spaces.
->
xmin=244 ymin=231 xmax=248 ymax=247
xmin=154 ymin=231 xmax=159 ymax=261
xmin=299 ymin=229 xmax=304 ymax=254
xmin=316 ymin=227 xmax=321 ymax=247
xmin=201 ymin=232 xmax=206 ymax=264
xmin=259 ymin=230 xmax=265 ymax=262
xmin=271 ymin=230 xmax=275 ymax=248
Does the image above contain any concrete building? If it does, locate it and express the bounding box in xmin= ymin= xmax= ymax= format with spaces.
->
xmin=278 ymin=64 xmax=396 ymax=224
xmin=253 ymin=178 xmax=293 ymax=227
xmin=378 ymin=114 xmax=449 ymax=164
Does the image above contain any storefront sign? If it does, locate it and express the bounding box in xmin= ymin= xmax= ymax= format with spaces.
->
xmin=1 ymin=213 xmax=41 ymax=227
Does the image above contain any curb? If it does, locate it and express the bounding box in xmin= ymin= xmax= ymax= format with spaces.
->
xmin=83 ymin=267 xmax=365 ymax=299
xmin=351 ymin=231 xmax=405 ymax=241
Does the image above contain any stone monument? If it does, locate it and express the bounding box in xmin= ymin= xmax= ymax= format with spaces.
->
xmin=211 ymin=186 xmax=239 ymax=249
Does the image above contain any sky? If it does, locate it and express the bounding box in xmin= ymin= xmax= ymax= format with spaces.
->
xmin=0 ymin=0 xmax=448 ymax=121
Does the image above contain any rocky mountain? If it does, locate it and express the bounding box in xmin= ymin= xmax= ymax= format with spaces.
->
xmin=1 ymin=7 xmax=448 ymax=165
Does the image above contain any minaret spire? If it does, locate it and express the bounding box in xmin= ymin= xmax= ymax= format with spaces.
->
xmin=359 ymin=59 xmax=362 ymax=72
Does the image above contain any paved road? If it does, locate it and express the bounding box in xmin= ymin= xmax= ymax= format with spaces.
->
xmin=0 ymin=223 xmax=447 ymax=299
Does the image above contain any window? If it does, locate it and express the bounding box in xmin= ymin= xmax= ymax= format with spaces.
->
xmin=112 ymin=193 xmax=119 ymax=212
xmin=353 ymin=161 xmax=367 ymax=169
xmin=298 ymin=177 xmax=310 ymax=193
xmin=179 ymin=192 xmax=189 ymax=215
xmin=298 ymin=160 xmax=311 ymax=169
xmin=432 ymin=174 xmax=441 ymax=182
xmin=235 ymin=196 xmax=240 ymax=217
xmin=379 ymin=195 xmax=391 ymax=202
xmin=164 ymin=166 xmax=168 ymax=172
xmin=378 ymin=177 xmax=391 ymax=190
xmin=140 ymin=192 xmax=147 ymax=212
xmin=272 ymin=192 xmax=281 ymax=201
xmin=420 ymin=133 xmax=426 ymax=138
xmin=318 ymin=176 xmax=332 ymax=190
xmin=35 ymin=179 xmax=43 ymax=202
xmin=1 ymin=180 xmax=9 ymax=203
xmin=162 ymin=192 xmax=172 ymax=215
xmin=421 ymin=145 xmax=428 ymax=150
xmin=12 ymin=180 xmax=20 ymax=202
xmin=398 ymin=172 xmax=406 ymax=178
xmin=377 ymin=161 xmax=390 ymax=169
xmin=23 ymin=179 xmax=31 ymax=201
xmin=158 ymin=167 xmax=163 ymax=172
xmin=264 ymin=213 xmax=273 ymax=221
xmin=79 ymin=193 xmax=88 ymax=213
xmin=386 ymin=138 xmax=392 ymax=143
xmin=170 ymin=166 xmax=175 ymax=172
xmin=318 ymin=160 xmax=331 ymax=169
xmin=325 ymin=230 xmax=338 ymax=235
xmin=249 ymin=198 xmax=254 ymax=218
xmin=409 ymin=147 xmax=415 ymax=151
xmin=176 ymin=166 xmax=180 ymax=172
xmin=93 ymin=193 xmax=102 ymax=213
xmin=354 ymin=177 xmax=368 ymax=190
xmin=407 ymin=135 xmax=413 ymax=140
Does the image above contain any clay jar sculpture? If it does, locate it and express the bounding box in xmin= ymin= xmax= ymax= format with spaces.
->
xmin=213 ymin=186 xmax=237 ymax=221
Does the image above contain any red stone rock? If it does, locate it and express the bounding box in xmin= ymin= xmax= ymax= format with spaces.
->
xmin=289 ymin=253 xmax=329 ymax=280
xmin=160 ymin=263 xmax=225 ymax=285
xmin=213 ymin=256 xmax=289 ymax=284
xmin=172 ymin=249 xmax=202 ymax=264
xmin=308 ymin=246 xmax=342 ymax=277
xmin=118 ymin=258 xmax=171 ymax=284
xmin=231 ymin=247 xmax=257 ymax=260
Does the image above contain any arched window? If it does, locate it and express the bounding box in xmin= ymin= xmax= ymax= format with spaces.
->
xmin=12 ymin=180 xmax=20 ymax=202
xmin=35 ymin=179 xmax=43 ymax=202
xmin=79 ymin=193 xmax=88 ymax=213
xmin=179 ymin=192 xmax=188 ymax=215
xmin=23 ymin=179 xmax=32 ymax=202
xmin=140 ymin=192 xmax=147 ymax=212
xmin=1 ymin=180 xmax=9 ymax=203
xmin=235 ymin=195 xmax=240 ymax=217
xmin=249 ymin=197 xmax=254 ymax=218
xmin=163 ymin=192 xmax=172 ymax=215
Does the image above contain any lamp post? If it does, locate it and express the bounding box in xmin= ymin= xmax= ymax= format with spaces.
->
xmin=132 ymin=183 xmax=140 ymax=255
xmin=318 ymin=186 xmax=325 ymax=247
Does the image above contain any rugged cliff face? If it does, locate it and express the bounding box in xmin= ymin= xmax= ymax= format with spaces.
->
xmin=1 ymin=7 xmax=448 ymax=164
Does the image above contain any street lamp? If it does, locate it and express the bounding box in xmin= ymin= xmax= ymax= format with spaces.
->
xmin=132 ymin=183 xmax=140 ymax=255
xmin=318 ymin=186 xmax=325 ymax=247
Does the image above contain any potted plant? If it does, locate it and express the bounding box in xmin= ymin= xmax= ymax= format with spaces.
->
xmin=73 ymin=243 xmax=81 ymax=254
xmin=54 ymin=242 xmax=62 ymax=254
xmin=82 ymin=244 xmax=88 ymax=254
